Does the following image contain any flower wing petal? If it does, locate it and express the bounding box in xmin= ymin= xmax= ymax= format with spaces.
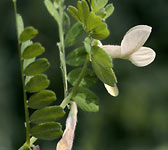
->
xmin=121 ymin=25 xmax=152 ymax=57
xmin=129 ymin=47 xmax=156 ymax=67
xmin=104 ymin=84 xmax=119 ymax=97
xmin=100 ymin=45 xmax=121 ymax=58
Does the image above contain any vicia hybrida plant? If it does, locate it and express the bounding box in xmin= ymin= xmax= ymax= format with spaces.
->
xmin=12 ymin=0 xmax=156 ymax=149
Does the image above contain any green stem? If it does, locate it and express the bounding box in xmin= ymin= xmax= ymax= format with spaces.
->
xmin=60 ymin=55 xmax=90 ymax=108
xmin=19 ymin=137 xmax=37 ymax=150
xmin=13 ymin=0 xmax=31 ymax=147
xmin=58 ymin=0 xmax=68 ymax=98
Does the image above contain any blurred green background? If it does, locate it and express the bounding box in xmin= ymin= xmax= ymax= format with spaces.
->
xmin=0 ymin=0 xmax=168 ymax=149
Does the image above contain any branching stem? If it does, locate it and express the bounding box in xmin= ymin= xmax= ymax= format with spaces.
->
xmin=60 ymin=55 xmax=90 ymax=108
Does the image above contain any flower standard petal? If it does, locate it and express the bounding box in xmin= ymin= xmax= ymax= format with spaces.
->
xmin=104 ymin=84 xmax=119 ymax=97
xmin=56 ymin=102 xmax=78 ymax=150
xmin=128 ymin=47 xmax=156 ymax=67
xmin=121 ymin=25 xmax=152 ymax=57
xmin=100 ymin=45 xmax=121 ymax=58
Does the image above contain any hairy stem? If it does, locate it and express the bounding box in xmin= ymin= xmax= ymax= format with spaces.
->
xmin=58 ymin=0 xmax=68 ymax=98
xmin=13 ymin=0 xmax=31 ymax=147
xmin=60 ymin=55 xmax=90 ymax=108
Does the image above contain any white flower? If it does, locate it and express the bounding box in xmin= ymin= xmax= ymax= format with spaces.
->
xmin=56 ymin=102 xmax=78 ymax=150
xmin=99 ymin=25 xmax=156 ymax=96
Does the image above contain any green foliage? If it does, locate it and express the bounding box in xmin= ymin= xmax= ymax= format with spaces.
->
xmin=65 ymin=23 xmax=84 ymax=47
xmin=89 ymin=0 xmax=106 ymax=14
xmin=21 ymin=40 xmax=33 ymax=55
xmin=15 ymin=0 xmax=117 ymax=146
xmin=90 ymin=0 xmax=114 ymax=19
xmin=66 ymin=47 xmax=87 ymax=66
xmin=87 ymin=12 xmax=109 ymax=39
xmin=77 ymin=0 xmax=90 ymax=25
xmin=44 ymin=0 xmax=60 ymax=22
xmin=84 ymin=37 xmax=91 ymax=54
xmin=28 ymin=90 xmax=56 ymax=109
xmin=63 ymin=12 xmax=71 ymax=32
xmin=16 ymin=13 xmax=64 ymax=142
xmin=104 ymin=4 xmax=114 ymax=19
xmin=24 ymin=58 xmax=50 ymax=76
xmin=68 ymin=68 xmax=98 ymax=88
xmin=30 ymin=106 xmax=65 ymax=124
xmin=31 ymin=122 xmax=63 ymax=140
xmin=66 ymin=6 xmax=80 ymax=22
xmin=25 ymin=74 xmax=50 ymax=93
xmin=72 ymin=87 xmax=99 ymax=112
xmin=67 ymin=0 xmax=110 ymax=40
xmin=22 ymin=43 xmax=45 ymax=59
xmin=19 ymin=27 xmax=38 ymax=42
xmin=96 ymin=0 xmax=108 ymax=9
xmin=96 ymin=8 xmax=106 ymax=18
xmin=16 ymin=14 xmax=24 ymax=37
xmin=91 ymin=46 xmax=117 ymax=86
xmin=53 ymin=0 xmax=59 ymax=9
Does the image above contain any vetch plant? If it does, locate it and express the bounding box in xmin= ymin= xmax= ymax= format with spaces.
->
xmin=12 ymin=0 xmax=156 ymax=149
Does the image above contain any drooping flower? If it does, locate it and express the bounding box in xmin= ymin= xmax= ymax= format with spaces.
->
xmin=56 ymin=102 xmax=78 ymax=150
xmin=99 ymin=25 xmax=156 ymax=96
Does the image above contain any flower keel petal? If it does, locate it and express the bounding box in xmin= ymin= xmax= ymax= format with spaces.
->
xmin=104 ymin=84 xmax=119 ymax=97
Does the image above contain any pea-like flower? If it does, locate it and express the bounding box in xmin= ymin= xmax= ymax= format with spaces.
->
xmin=99 ymin=25 xmax=156 ymax=96
xmin=56 ymin=102 xmax=77 ymax=150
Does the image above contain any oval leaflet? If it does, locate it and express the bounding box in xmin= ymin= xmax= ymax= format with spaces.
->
xmin=30 ymin=106 xmax=65 ymax=124
xmin=25 ymin=74 xmax=50 ymax=93
xmin=28 ymin=90 xmax=56 ymax=109
xmin=31 ymin=122 xmax=63 ymax=140
xmin=24 ymin=58 xmax=50 ymax=76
